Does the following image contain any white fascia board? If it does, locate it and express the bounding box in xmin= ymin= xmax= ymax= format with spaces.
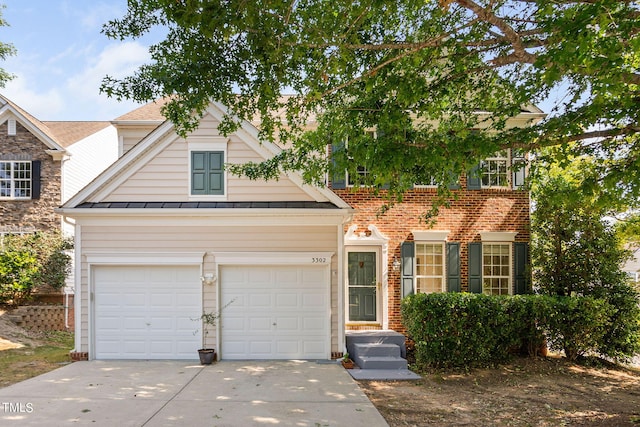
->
xmin=62 ymin=121 xmax=176 ymax=208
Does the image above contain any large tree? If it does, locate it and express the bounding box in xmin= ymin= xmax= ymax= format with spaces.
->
xmin=101 ymin=0 xmax=639 ymax=198
xmin=530 ymin=155 xmax=640 ymax=360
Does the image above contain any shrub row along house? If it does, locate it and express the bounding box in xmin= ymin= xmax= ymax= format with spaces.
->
xmin=2 ymin=93 xmax=544 ymax=362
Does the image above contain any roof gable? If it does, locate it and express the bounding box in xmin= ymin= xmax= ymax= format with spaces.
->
xmin=62 ymin=101 xmax=350 ymax=209
xmin=0 ymin=94 xmax=67 ymax=153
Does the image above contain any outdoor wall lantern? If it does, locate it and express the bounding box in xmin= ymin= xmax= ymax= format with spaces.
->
xmin=201 ymin=273 xmax=216 ymax=286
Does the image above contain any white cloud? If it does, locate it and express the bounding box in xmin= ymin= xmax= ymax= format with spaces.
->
xmin=2 ymin=73 xmax=66 ymax=119
xmin=63 ymin=41 xmax=150 ymax=120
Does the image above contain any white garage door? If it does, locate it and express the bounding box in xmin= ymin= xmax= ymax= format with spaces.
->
xmin=94 ymin=265 xmax=201 ymax=359
xmin=220 ymin=265 xmax=329 ymax=360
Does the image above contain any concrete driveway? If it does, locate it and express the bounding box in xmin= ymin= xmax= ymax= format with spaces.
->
xmin=0 ymin=360 xmax=389 ymax=426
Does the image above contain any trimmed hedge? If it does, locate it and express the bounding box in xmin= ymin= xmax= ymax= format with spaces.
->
xmin=401 ymin=292 xmax=637 ymax=369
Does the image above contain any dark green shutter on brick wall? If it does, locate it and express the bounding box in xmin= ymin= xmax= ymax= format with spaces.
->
xmin=331 ymin=141 xmax=346 ymax=189
xmin=31 ymin=160 xmax=41 ymax=200
xmin=467 ymin=164 xmax=482 ymax=190
xmin=401 ymin=241 xmax=415 ymax=298
xmin=514 ymin=242 xmax=530 ymax=294
xmin=446 ymin=242 xmax=461 ymax=292
xmin=468 ymin=242 xmax=483 ymax=293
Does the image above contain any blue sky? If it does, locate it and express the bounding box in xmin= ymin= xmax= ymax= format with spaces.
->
xmin=0 ymin=1 xmax=158 ymax=121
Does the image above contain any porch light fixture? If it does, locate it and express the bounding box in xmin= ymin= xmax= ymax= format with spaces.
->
xmin=201 ymin=273 xmax=216 ymax=286
xmin=392 ymin=257 xmax=401 ymax=272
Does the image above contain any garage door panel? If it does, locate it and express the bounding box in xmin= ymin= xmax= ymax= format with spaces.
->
xmin=221 ymin=265 xmax=329 ymax=360
xmin=249 ymin=293 xmax=272 ymax=308
xmin=94 ymin=265 xmax=201 ymax=360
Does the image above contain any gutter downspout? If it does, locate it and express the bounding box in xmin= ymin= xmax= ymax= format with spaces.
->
xmin=62 ymin=215 xmax=80 ymax=352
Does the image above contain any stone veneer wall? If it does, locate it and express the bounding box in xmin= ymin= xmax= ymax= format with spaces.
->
xmin=0 ymin=121 xmax=62 ymax=232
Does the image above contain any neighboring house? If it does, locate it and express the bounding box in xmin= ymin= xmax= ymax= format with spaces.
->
xmin=58 ymin=99 xmax=544 ymax=361
xmin=0 ymin=94 xmax=118 ymax=295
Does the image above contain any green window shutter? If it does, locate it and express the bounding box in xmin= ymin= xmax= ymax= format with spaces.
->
xmin=31 ymin=160 xmax=41 ymax=200
xmin=514 ymin=242 xmax=530 ymax=294
xmin=191 ymin=151 xmax=224 ymax=195
xmin=401 ymin=241 xmax=415 ymax=298
xmin=468 ymin=242 xmax=482 ymax=293
xmin=447 ymin=171 xmax=460 ymax=190
xmin=446 ymin=242 xmax=460 ymax=292
xmin=331 ymin=141 xmax=346 ymax=189
xmin=207 ymin=152 xmax=224 ymax=195
xmin=467 ymin=164 xmax=482 ymax=190
xmin=512 ymin=150 xmax=526 ymax=189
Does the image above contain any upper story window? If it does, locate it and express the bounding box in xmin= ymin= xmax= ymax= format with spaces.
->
xmin=480 ymin=151 xmax=509 ymax=188
xmin=188 ymin=137 xmax=228 ymax=199
xmin=0 ymin=161 xmax=32 ymax=199
xmin=190 ymin=151 xmax=224 ymax=196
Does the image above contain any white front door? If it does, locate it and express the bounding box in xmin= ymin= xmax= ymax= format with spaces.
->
xmin=220 ymin=265 xmax=330 ymax=359
xmin=93 ymin=265 xmax=201 ymax=359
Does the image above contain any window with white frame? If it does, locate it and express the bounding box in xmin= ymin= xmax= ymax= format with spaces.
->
xmin=415 ymin=242 xmax=445 ymax=293
xmin=188 ymin=138 xmax=228 ymax=198
xmin=0 ymin=161 xmax=32 ymax=199
xmin=482 ymin=243 xmax=511 ymax=295
xmin=480 ymin=151 xmax=509 ymax=188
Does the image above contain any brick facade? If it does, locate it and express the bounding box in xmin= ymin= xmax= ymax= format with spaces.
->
xmin=337 ymin=174 xmax=530 ymax=333
xmin=0 ymin=121 xmax=62 ymax=232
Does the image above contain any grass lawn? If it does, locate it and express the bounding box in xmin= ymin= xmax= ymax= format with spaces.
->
xmin=0 ymin=331 xmax=74 ymax=388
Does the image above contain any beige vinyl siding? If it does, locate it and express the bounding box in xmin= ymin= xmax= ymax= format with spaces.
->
xmin=105 ymin=114 xmax=314 ymax=202
xmin=77 ymin=223 xmax=340 ymax=354
xmin=120 ymin=126 xmax=163 ymax=155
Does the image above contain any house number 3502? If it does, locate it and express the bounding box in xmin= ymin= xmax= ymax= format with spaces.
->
xmin=312 ymin=257 xmax=327 ymax=263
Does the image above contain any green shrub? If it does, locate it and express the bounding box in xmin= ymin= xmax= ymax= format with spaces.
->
xmin=0 ymin=231 xmax=72 ymax=305
xmin=537 ymin=295 xmax=612 ymax=361
xmin=401 ymin=293 xmax=538 ymax=369
xmin=401 ymin=292 xmax=637 ymax=368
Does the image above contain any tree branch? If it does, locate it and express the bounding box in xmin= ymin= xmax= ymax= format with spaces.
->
xmin=454 ymin=0 xmax=537 ymax=64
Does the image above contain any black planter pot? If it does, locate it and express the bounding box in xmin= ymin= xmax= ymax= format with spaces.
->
xmin=198 ymin=348 xmax=216 ymax=365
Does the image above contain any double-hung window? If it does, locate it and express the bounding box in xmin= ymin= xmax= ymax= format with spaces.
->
xmin=0 ymin=161 xmax=32 ymax=199
xmin=482 ymin=243 xmax=511 ymax=295
xmin=480 ymin=151 xmax=509 ymax=188
xmin=415 ymin=242 xmax=445 ymax=293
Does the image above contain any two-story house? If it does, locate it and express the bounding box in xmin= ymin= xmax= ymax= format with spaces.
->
xmin=57 ymin=99 xmax=544 ymax=363
xmin=0 ymin=94 xmax=117 ymax=303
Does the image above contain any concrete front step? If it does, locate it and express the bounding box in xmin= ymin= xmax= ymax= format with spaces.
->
xmin=353 ymin=342 xmax=401 ymax=358
xmin=354 ymin=355 xmax=408 ymax=370
xmin=346 ymin=330 xmax=407 ymax=358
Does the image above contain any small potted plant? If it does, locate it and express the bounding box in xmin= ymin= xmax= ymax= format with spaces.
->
xmin=341 ymin=352 xmax=355 ymax=369
xmin=194 ymin=299 xmax=234 ymax=365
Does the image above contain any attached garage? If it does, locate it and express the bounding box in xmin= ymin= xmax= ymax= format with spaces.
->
xmin=93 ymin=265 xmax=202 ymax=360
xmin=220 ymin=264 xmax=330 ymax=360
